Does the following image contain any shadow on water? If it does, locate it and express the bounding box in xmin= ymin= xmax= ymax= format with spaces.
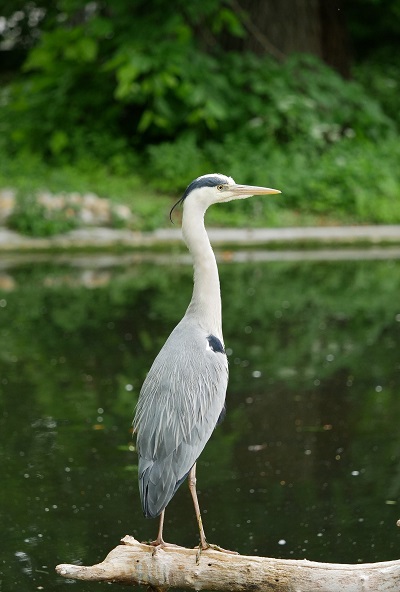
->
xmin=0 ymin=248 xmax=399 ymax=590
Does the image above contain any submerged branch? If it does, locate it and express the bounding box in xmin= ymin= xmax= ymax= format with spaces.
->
xmin=56 ymin=534 xmax=400 ymax=591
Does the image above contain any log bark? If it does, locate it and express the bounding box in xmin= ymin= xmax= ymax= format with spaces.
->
xmin=56 ymin=534 xmax=400 ymax=591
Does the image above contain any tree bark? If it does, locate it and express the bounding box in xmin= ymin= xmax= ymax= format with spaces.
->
xmin=319 ymin=0 xmax=351 ymax=78
xmin=56 ymin=535 xmax=400 ymax=591
xmin=224 ymin=0 xmax=351 ymax=77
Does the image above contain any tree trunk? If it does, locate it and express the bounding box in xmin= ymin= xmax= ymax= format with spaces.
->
xmin=225 ymin=0 xmax=351 ymax=76
xmin=56 ymin=535 xmax=400 ymax=591
xmin=319 ymin=0 xmax=351 ymax=78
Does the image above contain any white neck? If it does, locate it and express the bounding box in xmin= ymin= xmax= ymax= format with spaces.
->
xmin=181 ymin=199 xmax=223 ymax=341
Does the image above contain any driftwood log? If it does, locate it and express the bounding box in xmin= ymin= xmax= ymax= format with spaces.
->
xmin=56 ymin=534 xmax=400 ymax=591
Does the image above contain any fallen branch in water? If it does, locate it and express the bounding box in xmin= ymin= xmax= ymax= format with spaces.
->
xmin=55 ymin=534 xmax=400 ymax=591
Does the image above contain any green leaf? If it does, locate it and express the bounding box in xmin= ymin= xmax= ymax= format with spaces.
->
xmin=49 ymin=130 xmax=69 ymax=155
xmin=64 ymin=37 xmax=98 ymax=63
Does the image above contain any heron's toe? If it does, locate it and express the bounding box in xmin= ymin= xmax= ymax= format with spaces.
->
xmin=194 ymin=542 xmax=239 ymax=562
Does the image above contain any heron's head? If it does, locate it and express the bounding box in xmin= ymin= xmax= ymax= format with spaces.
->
xmin=170 ymin=173 xmax=281 ymax=220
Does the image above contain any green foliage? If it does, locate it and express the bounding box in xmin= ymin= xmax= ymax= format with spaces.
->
xmin=148 ymin=134 xmax=400 ymax=225
xmin=354 ymin=50 xmax=400 ymax=127
xmin=0 ymin=147 xmax=141 ymax=199
xmin=259 ymin=136 xmax=400 ymax=223
xmin=8 ymin=192 xmax=79 ymax=236
xmin=0 ymin=0 xmax=245 ymax=161
xmin=0 ymin=149 xmax=174 ymax=232
xmin=0 ymin=1 xmax=400 ymax=226
xmin=0 ymin=2 xmax=394 ymax=159
xmin=346 ymin=0 xmax=400 ymax=58
xmin=2 ymin=132 xmax=400 ymax=231
xmin=147 ymin=134 xmax=212 ymax=191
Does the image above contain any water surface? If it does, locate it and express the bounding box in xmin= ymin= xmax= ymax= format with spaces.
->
xmin=1 ymin=249 xmax=399 ymax=590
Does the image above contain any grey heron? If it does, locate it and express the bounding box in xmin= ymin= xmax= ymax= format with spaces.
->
xmin=133 ymin=173 xmax=281 ymax=550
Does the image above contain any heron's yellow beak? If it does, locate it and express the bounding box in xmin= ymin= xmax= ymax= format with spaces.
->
xmin=230 ymin=184 xmax=281 ymax=197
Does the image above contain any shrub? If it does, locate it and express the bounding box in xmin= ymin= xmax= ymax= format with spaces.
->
xmin=8 ymin=193 xmax=79 ymax=237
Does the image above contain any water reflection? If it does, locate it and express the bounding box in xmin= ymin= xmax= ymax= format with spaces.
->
xmin=0 ymin=250 xmax=399 ymax=591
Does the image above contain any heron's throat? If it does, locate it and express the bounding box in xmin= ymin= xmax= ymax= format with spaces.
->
xmin=182 ymin=206 xmax=222 ymax=338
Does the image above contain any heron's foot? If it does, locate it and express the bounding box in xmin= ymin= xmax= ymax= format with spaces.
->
xmin=194 ymin=541 xmax=238 ymax=563
xmin=144 ymin=539 xmax=184 ymax=556
xmin=208 ymin=543 xmax=239 ymax=554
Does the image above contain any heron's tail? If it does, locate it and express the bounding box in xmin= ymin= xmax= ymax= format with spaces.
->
xmin=138 ymin=457 xmax=191 ymax=519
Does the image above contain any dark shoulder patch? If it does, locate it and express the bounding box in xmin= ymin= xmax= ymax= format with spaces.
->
xmin=207 ymin=334 xmax=225 ymax=354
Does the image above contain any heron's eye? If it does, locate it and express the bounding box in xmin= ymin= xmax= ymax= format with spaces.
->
xmin=217 ymin=185 xmax=224 ymax=191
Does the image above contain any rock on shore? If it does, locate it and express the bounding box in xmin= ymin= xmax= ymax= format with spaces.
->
xmin=0 ymin=188 xmax=133 ymax=226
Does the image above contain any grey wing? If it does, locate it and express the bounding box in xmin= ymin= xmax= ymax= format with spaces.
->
xmin=133 ymin=322 xmax=228 ymax=518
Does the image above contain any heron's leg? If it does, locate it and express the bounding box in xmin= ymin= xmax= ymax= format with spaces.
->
xmin=147 ymin=509 xmax=166 ymax=551
xmin=154 ymin=509 xmax=166 ymax=546
xmin=188 ymin=463 xmax=208 ymax=550
xmin=147 ymin=510 xmax=184 ymax=553
xmin=189 ymin=464 xmax=239 ymax=562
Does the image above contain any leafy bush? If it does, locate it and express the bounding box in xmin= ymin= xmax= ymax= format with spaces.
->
xmin=1 ymin=1 xmax=399 ymax=227
xmin=8 ymin=193 xmax=79 ymax=237
xmin=354 ymin=50 xmax=400 ymax=127
xmin=146 ymin=134 xmax=211 ymax=192
xmin=0 ymin=0 xmax=394 ymax=167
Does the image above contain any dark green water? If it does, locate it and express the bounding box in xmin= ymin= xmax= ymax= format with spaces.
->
xmin=0 ymin=251 xmax=399 ymax=591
